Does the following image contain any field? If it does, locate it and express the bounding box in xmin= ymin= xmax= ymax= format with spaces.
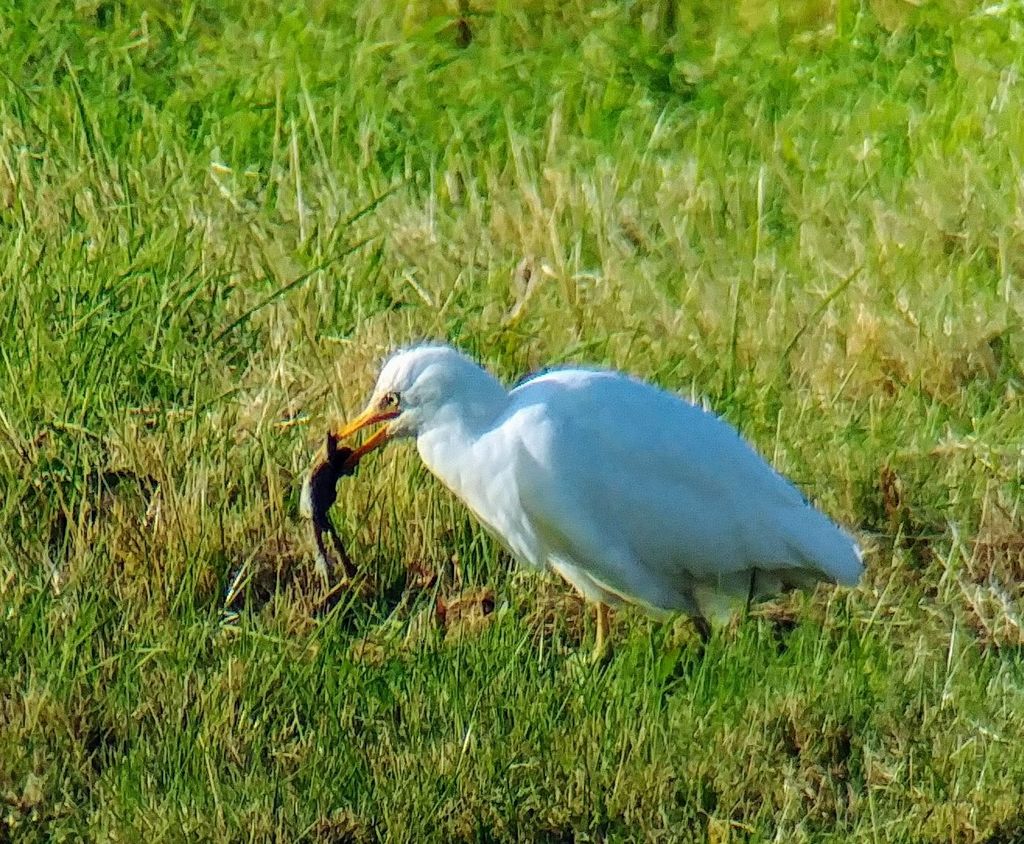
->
xmin=2 ymin=0 xmax=1024 ymax=840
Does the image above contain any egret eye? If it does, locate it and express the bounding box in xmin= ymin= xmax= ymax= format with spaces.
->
xmin=380 ymin=391 xmax=400 ymax=409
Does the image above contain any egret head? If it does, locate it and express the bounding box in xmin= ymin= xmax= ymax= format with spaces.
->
xmin=332 ymin=344 xmax=506 ymax=462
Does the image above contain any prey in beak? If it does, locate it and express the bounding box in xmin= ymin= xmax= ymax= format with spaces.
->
xmin=304 ymin=431 xmax=357 ymax=581
xmin=302 ymin=396 xmax=399 ymax=582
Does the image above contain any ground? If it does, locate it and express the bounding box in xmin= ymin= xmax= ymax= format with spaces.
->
xmin=1 ymin=1 xmax=1023 ymax=841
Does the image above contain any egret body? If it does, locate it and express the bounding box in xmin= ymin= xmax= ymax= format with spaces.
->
xmin=320 ymin=344 xmax=862 ymax=658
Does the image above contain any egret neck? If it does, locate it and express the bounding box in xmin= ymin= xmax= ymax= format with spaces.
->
xmin=414 ymin=363 xmax=509 ymax=491
xmin=412 ymin=365 xmax=527 ymax=556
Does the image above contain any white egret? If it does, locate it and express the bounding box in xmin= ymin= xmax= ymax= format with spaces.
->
xmin=313 ymin=343 xmax=862 ymax=659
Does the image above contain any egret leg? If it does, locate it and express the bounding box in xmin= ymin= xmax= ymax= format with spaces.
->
xmin=592 ymin=602 xmax=611 ymax=663
xmin=693 ymin=615 xmax=712 ymax=644
xmin=744 ymin=568 xmax=757 ymax=617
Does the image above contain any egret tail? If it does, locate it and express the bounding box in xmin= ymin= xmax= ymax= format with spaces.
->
xmin=779 ymin=504 xmax=863 ymax=587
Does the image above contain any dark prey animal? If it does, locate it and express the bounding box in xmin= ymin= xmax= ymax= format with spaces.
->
xmin=305 ymin=432 xmax=358 ymax=579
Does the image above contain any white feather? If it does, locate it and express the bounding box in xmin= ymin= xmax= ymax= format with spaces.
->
xmin=361 ymin=345 xmax=863 ymax=625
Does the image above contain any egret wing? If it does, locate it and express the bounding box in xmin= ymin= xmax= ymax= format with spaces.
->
xmin=510 ymin=369 xmax=861 ymax=597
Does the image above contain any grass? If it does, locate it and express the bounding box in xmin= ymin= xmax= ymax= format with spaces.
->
xmin=1 ymin=0 xmax=1023 ymax=840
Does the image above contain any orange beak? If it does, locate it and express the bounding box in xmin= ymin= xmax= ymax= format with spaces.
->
xmin=330 ymin=404 xmax=399 ymax=468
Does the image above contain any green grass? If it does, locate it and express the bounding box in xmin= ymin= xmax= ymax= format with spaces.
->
xmin=2 ymin=0 xmax=1023 ymax=840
